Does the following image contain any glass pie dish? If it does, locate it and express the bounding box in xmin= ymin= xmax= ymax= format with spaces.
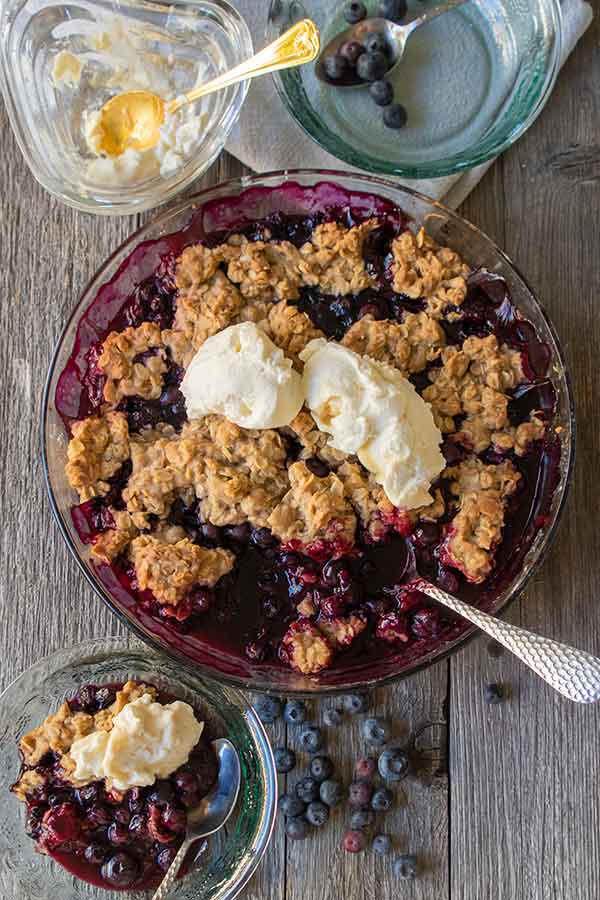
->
xmin=0 ymin=637 xmax=277 ymax=899
xmin=42 ymin=170 xmax=574 ymax=694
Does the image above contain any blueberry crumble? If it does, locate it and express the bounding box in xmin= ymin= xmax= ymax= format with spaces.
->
xmin=11 ymin=681 xmax=217 ymax=890
xmin=57 ymin=186 xmax=561 ymax=679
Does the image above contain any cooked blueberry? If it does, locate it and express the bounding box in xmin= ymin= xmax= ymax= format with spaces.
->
xmin=148 ymin=781 xmax=174 ymax=806
xmin=309 ymin=754 xmax=334 ymax=782
xmin=355 ymin=756 xmax=377 ymax=780
xmin=279 ymin=793 xmax=306 ymax=818
xmin=357 ymin=51 xmax=388 ymax=82
xmin=295 ymin=776 xmax=320 ymax=804
xmin=173 ymin=771 xmax=199 ymax=796
xmin=344 ymin=1 xmax=367 ymax=24
xmin=128 ymin=814 xmax=147 ymax=838
xmin=200 ymin=522 xmax=220 ymax=543
xmin=378 ymin=747 xmax=409 ymax=781
xmin=72 ymin=685 xmax=98 ymax=713
xmin=156 ymin=846 xmax=178 ymax=872
xmin=319 ymin=779 xmax=343 ymax=808
xmin=362 ymin=717 xmax=391 ymax=746
xmin=225 ymin=523 xmax=251 ymax=543
xmin=251 ymin=527 xmax=277 ymax=548
xmin=48 ymin=791 xmax=70 ymax=807
xmin=274 ymin=747 xmax=296 ymax=774
xmin=84 ymin=842 xmax=108 ymax=865
xmin=348 ymin=781 xmax=373 ymax=808
xmin=383 ymin=103 xmax=408 ymax=128
xmin=85 ymin=804 xmax=113 ymax=827
xmin=339 ymin=40 xmax=364 ymax=65
xmin=343 ymin=693 xmax=369 ymax=715
xmin=372 ymin=833 xmax=392 ymax=855
xmin=254 ymin=695 xmax=282 ymax=724
xmin=484 ymin=682 xmax=504 ymax=704
xmin=323 ymin=707 xmax=343 ymax=727
xmin=369 ymin=79 xmax=394 ymax=106
xmin=393 ymin=854 xmax=418 ymax=879
xmin=437 ymin=568 xmax=460 ymax=594
xmin=343 ymin=829 xmax=366 ymax=853
xmin=379 ymin=0 xmax=408 ymax=22
xmin=350 ymin=807 xmax=374 ymax=830
xmin=371 ymin=787 xmax=394 ymax=812
xmin=364 ymin=32 xmax=388 ymax=56
xmin=76 ymin=783 xmax=100 ymax=807
xmin=101 ymin=852 xmax=139 ymax=888
xmin=299 ymin=725 xmax=323 ymax=753
xmin=94 ymin=687 xmax=116 ymax=710
xmin=190 ymin=588 xmax=213 ymax=614
xmin=25 ymin=808 xmax=43 ymax=838
xmin=107 ymin=822 xmax=129 ymax=846
xmin=412 ymin=607 xmax=442 ymax=638
xmin=306 ymin=800 xmax=329 ymax=827
xmin=114 ymin=807 xmax=131 ymax=826
xmin=286 ymin=816 xmax=309 ymax=840
xmin=283 ymin=699 xmax=307 ymax=726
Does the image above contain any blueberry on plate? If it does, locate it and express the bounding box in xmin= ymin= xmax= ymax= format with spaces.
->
xmin=283 ymin=699 xmax=307 ymax=726
xmin=357 ymin=51 xmax=388 ymax=82
xmin=371 ymin=787 xmax=394 ymax=812
xmin=279 ymin=793 xmax=306 ymax=818
xmin=484 ymin=682 xmax=504 ymax=704
xmin=306 ymin=800 xmax=330 ymax=827
xmin=350 ymin=807 xmax=374 ymax=830
xmin=319 ymin=779 xmax=343 ymax=807
xmin=383 ymin=102 xmax=408 ymax=129
xmin=364 ymin=32 xmax=388 ymax=56
xmin=323 ymin=53 xmax=348 ymax=81
xmin=362 ymin=717 xmax=391 ymax=746
xmin=369 ymin=79 xmax=394 ymax=106
xmin=254 ymin=696 xmax=282 ymax=725
xmin=344 ymin=1 xmax=367 ymax=24
xmin=378 ymin=747 xmax=409 ymax=781
xmin=343 ymin=693 xmax=369 ymax=715
xmin=286 ymin=817 xmax=309 ymax=840
xmin=274 ymin=747 xmax=296 ymax=774
xmin=372 ymin=833 xmax=392 ymax=855
xmin=323 ymin=707 xmax=343 ymax=727
xmin=393 ymin=854 xmax=418 ymax=879
xmin=299 ymin=725 xmax=323 ymax=753
xmin=379 ymin=0 xmax=408 ymax=22
xmin=339 ymin=40 xmax=364 ymax=66
xmin=309 ymin=754 xmax=334 ymax=782
xmin=295 ymin=776 xmax=320 ymax=804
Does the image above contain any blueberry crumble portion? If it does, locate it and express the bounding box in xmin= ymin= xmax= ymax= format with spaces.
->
xmin=57 ymin=194 xmax=560 ymax=678
xmin=11 ymin=681 xmax=217 ymax=891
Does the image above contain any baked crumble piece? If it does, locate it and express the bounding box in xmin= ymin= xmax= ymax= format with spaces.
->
xmin=317 ymin=613 xmax=367 ymax=649
xmin=266 ymin=300 xmax=325 ymax=364
xmin=130 ymin=535 xmax=234 ymax=605
xmin=99 ymin=322 xmax=167 ymax=406
xmin=341 ymin=311 xmax=445 ymax=374
xmin=281 ymin=620 xmax=334 ymax=674
xmin=19 ymin=702 xmax=95 ymax=766
xmin=391 ymin=228 xmax=469 ymax=318
xmin=285 ymin=410 xmax=348 ymax=468
xmin=66 ymin=411 xmax=130 ymax=501
xmin=224 ymin=236 xmax=305 ymax=302
xmin=299 ymin=219 xmax=378 ymax=296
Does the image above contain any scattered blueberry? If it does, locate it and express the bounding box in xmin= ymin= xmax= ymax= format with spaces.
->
xmin=309 ymin=754 xmax=334 ymax=783
xmin=369 ymin=79 xmax=394 ymax=106
xmin=484 ymin=682 xmax=504 ymax=704
xmin=279 ymin=793 xmax=306 ymax=818
xmin=299 ymin=725 xmax=323 ymax=753
xmin=362 ymin=717 xmax=391 ymax=746
xmin=324 ymin=707 xmax=343 ymax=727
xmin=344 ymin=1 xmax=367 ymax=24
xmin=371 ymin=787 xmax=394 ymax=812
xmin=296 ymin=776 xmax=320 ymax=804
xmin=320 ymin=779 xmax=343 ymax=807
xmin=364 ymin=32 xmax=388 ymax=56
xmin=306 ymin=800 xmax=330 ymax=827
xmin=383 ymin=102 xmax=408 ymax=129
xmin=254 ymin=696 xmax=282 ymax=725
xmin=357 ymin=50 xmax=388 ymax=82
xmin=324 ymin=53 xmax=348 ymax=81
xmin=343 ymin=829 xmax=367 ymax=853
xmin=339 ymin=40 xmax=364 ymax=65
xmin=378 ymin=747 xmax=409 ymax=781
xmin=350 ymin=808 xmax=375 ymax=830
xmin=378 ymin=0 xmax=408 ymax=22
xmin=372 ymin=833 xmax=392 ymax=855
xmin=348 ymin=781 xmax=373 ymax=808
xmin=355 ymin=756 xmax=377 ymax=781
xmin=283 ymin=699 xmax=307 ymax=726
xmin=274 ymin=747 xmax=297 ymax=774
xmin=343 ymin=693 xmax=369 ymax=715
xmin=286 ymin=817 xmax=309 ymax=840
xmin=393 ymin=854 xmax=418 ymax=879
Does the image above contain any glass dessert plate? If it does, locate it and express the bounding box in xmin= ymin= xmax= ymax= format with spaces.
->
xmin=42 ymin=171 xmax=574 ymax=695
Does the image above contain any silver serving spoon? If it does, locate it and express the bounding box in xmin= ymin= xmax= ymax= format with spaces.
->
xmin=316 ymin=0 xmax=469 ymax=87
xmin=152 ymin=738 xmax=241 ymax=900
xmin=400 ymin=543 xmax=600 ymax=703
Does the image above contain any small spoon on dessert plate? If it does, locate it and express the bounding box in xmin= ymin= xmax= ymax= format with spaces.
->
xmin=399 ymin=542 xmax=600 ymax=703
xmin=315 ymin=0 xmax=468 ymax=87
xmin=152 ymin=738 xmax=241 ymax=900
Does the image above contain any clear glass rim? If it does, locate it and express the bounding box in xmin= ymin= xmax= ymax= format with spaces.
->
xmin=266 ymin=1 xmax=563 ymax=179
xmin=41 ymin=168 xmax=576 ymax=697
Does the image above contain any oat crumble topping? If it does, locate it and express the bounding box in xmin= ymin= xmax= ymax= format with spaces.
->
xmin=391 ymin=228 xmax=469 ymax=318
xmin=282 ymin=620 xmax=334 ymax=674
xmin=99 ymin=322 xmax=167 ymax=406
xmin=66 ymin=411 xmax=130 ymax=501
xmin=266 ymin=300 xmax=325 ymax=365
xmin=130 ymin=535 xmax=234 ymax=605
xmin=341 ymin=311 xmax=445 ymax=375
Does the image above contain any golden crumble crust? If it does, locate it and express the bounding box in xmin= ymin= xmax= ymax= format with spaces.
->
xmin=492 ymin=411 xmax=547 ymax=457
xmin=168 ymin=269 xmax=244 ymax=355
xmin=341 ymin=311 xmax=445 ymax=374
xmin=299 ymin=219 xmax=378 ymax=296
xmin=266 ymin=300 xmax=324 ymax=365
xmin=91 ymin=510 xmax=139 ymax=563
xmin=268 ymin=461 xmax=357 ymax=547
xmin=130 ymin=535 xmax=234 ymax=605
xmin=337 ymin=460 xmax=394 ymax=540
xmin=66 ymin=412 xmax=130 ymax=502
xmin=223 ymin=236 xmax=305 ymax=302
xmin=282 ymin=621 xmax=334 ymax=675
xmin=317 ymin=614 xmax=367 ymax=649
xmin=11 ymin=769 xmax=47 ymax=802
xmin=285 ymin=410 xmax=348 ymax=468
xmin=391 ymin=228 xmax=469 ymax=318
xmin=175 ymin=243 xmax=224 ymax=295
xmin=99 ymin=322 xmax=167 ymax=407
xmin=19 ymin=702 xmax=95 ymax=766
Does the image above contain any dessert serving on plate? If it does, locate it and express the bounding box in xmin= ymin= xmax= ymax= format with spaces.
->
xmin=49 ymin=176 xmax=567 ymax=687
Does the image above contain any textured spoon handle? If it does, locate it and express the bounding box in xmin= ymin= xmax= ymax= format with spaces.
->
xmin=414 ymin=579 xmax=600 ymax=703
xmin=152 ymin=838 xmax=207 ymax=900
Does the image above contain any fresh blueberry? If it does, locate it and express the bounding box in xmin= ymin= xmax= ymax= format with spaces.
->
xmin=309 ymin=755 xmax=334 ymax=783
xmin=383 ymin=103 xmax=408 ymax=129
xmin=283 ymin=699 xmax=307 ymax=726
xmin=342 ymin=829 xmax=367 ymax=853
xmin=484 ymin=682 xmax=504 ymax=704
xmin=323 ymin=53 xmax=348 ymax=81
xmin=279 ymin=793 xmax=306 ymax=818
xmin=362 ymin=717 xmax=391 ymax=746
xmin=371 ymin=787 xmax=394 ymax=812
xmin=295 ymin=776 xmax=320 ymax=804
xmin=364 ymin=32 xmax=388 ymax=56
xmin=339 ymin=40 xmax=364 ymax=66
xmin=344 ymin=1 xmax=367 ymax=24
xmin=343 ymin=693 xmax=369 ymax=715
xmin=306 ymin=800 xmax=329 ymax=827
xmin=372 ymin=833 xmax=392 ymax=855
xmin=285 ymin=817 xmax=309 ymax=840
xmin=357 ymin=51 xmax=388 ymax=82
xmin=254 ymin=696 xmax=282 ymax=725
xmin=274 ymin=747 xmax=296 ymax=774
xmin=378 ymin=747 xmax=409 ymax=781
xmin=369 ymin=79 xmax=394 ymax=106
xmin=393 ymin=854 xmax=418 ymax=879
xmin=324 ymin=707 xmax=343 ymax=727
xmin=379 ymin=0 xmax=408 ymax=22
xmin=299 ymin=725 xmax=323 ymax=753
xmin=319 ymin=779 xmax=343 ymax=808
xmin=348 ymin=781 xmax=373 ymax=808
xmin=101 ymin=852 xmax=138 ymax=888
xmin=355 ymin=757 xmax=377 ymax=780
xmin=350 ymin=808 xmax=374 ymax=830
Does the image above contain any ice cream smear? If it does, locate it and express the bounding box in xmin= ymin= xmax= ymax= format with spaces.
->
xmin=181 ymin=322 xmax=304 ymax=430
xmin=300 ymin=339 xmax=445 ymax=510
xmin=69 ymin=694 xmax=203 ymax=791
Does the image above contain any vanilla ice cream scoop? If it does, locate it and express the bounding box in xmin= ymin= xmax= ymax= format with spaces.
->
xmin=181 ymin=322 xmax=304 ymax=429
xmin=69 ymin=694 xmax=203 ymax=791
xmin=300 ymin=339 xmax=444 ymax=510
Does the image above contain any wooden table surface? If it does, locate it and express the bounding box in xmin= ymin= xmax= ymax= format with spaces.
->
xmin=2 ymin=14 xmax=600 ymax=899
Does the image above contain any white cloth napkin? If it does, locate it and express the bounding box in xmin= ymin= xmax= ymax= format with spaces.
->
xmin=226 ymin=0 xmax=593 ymax=208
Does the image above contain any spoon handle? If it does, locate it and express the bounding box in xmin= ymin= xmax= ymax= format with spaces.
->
xmin=170 ymin=19 xmax=319 ymax=113
xmin=151 ymin=837 xmax=207 ymax=900
xmin=413 ymin=578 xmax=600 ymax=703
xmin=403 ymin=0 xmax=469 ymax=35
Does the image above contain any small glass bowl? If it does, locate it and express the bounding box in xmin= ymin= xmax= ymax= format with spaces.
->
xmin=266 ymin=0 xmax=562 ymax=179
xmin=0 ymin=0 xmax=252 ymax=215
xmin=0 ymin=637 xmax=277 ymax=900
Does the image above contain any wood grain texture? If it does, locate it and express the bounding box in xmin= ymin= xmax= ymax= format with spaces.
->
xmin=1 ymin=14 xmax=599 ymax=897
